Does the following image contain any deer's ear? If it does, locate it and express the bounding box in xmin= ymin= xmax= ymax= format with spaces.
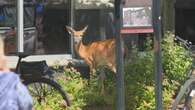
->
xmin=82 ymin=25 xmax=88 ymax=32
xmin=65 ymin=26 xmax=75 ymax=34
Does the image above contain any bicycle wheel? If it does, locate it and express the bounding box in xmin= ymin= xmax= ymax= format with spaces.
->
xmin=23 ymin=77 xmax=71 ymax=110
xmin=183 ymin=84 xmax=195 ymax=110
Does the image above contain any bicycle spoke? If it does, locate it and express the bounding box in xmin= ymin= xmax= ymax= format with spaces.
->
xmin=27 ymin=86 xmax=38 ymax=96
xmin=33 ymin=83 xmax=41 ymax=95
xmin=38 ymin=82 xmax=48 ymax=97
xmin=25 ymin=78 xmax=71 ymax=110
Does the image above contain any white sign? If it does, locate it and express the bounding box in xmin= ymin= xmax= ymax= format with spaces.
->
xmin=123 ymin=7 xmax=152 ymax=27
xmin=75 ymin=0 xmax=114 ymax=9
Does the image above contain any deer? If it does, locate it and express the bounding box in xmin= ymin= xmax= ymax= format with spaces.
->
xmin=65 ymin=25 xmax=124 ymax=93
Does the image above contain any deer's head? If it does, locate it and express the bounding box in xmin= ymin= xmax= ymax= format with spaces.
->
xmin=66 ymin=26 xmax=88 ymax=43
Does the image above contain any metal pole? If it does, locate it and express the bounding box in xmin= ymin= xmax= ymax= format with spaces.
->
xmin=152 ymin=0 xmax=163 ymax=109
xmin=17 ymin=0 xmax=24 ymax=52
xmin=114 ymin=0 xmax=125 ymax=110
xmin=70 ymin=0 xmax=75 ymax=57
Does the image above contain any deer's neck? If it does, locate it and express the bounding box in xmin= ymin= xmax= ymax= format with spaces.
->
xmin=75 ymin=41 xmax=88 ymax=58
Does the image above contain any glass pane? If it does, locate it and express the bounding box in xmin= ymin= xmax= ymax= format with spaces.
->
xmin=24 ymin=6 xmax=35 ymax=27
xmin=23 ymin=27 xmax=37 ymax=54
xmin=75 ymin=9 xmax=115 ymax=43
xmin=0 ymin=6 xmax=35 ymax=27
xmin=0 ymin=2 xmax=71 ymax=55
xmin=3 ymin=27 xmax=17 ymax=55
xmin=0 ymin=5 xmax=36 ymax=55
xmin=0 ymin=6 xmax=16 ymax=27
xmin=33 ymin=3 xmax=71 ymax=55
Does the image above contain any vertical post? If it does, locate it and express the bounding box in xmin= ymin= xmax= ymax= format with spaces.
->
xmin=17 ymin=0 xmax=24 ymax=52
xmin=114 ymin=0 xmax=125 ymax=110
xmin=70 ymin=0 xmax=75 ymax=57
xmin=152 ymin=0 xmax=163 ymax=109
xmin=100 ymin=9 xmax=106 ymax=40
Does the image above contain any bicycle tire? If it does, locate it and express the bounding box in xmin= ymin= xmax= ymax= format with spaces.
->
xmin=23 ymin=77 xmax=71 ymax=109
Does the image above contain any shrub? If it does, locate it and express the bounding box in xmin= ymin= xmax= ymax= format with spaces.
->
xmin=55 ymin=67 xmax=116 ymax=110
xmin=33 ymin=32 xmax=192 ymax=110
xmin=124 ymin=32 xmax=192 ymax=110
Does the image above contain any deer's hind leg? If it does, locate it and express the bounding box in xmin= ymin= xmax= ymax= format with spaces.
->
xmin=99 ymin=68 xmax=106 ymax=95
xmin=96 ymin=65 xmax=108 ymax=95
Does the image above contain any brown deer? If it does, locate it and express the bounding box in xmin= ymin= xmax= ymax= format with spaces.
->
xmin=66 ymin=25 xmax=126 ymax=93
xmin=65 ymin=26 xmax=117 ymax=77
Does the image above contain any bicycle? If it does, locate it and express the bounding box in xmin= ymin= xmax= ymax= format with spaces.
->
xmin=15 ymin=52 xmax=71 ymax=109
xmin=172 ymin=36 xmax=195 ymax=110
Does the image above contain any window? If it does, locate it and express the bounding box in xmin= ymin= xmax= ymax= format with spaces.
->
xmin=0 ymin=5 xmax=35 ymax=27
xmin=0 ymin=2 xmax=72 ymax=55
xmin=39 ymin=8 xmax=71 ymax=54
xmin=0 ymin=5 xmax=36 ymax=55
xmin=123 ymin=7 xmax=152 ymax=28
xmin=75 ymin=9 xmax=115 ymax=43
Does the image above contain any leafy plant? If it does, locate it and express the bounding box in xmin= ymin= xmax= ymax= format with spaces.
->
xmin=123 ymin=32 xmax=192 ymax=110
xmin=33 ymin=32 xmax=192 ymax=110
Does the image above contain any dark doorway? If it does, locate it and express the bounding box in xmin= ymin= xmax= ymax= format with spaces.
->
xmin=41 ymin=8 xmax=70 ymax=54
xmin=175 ymin=1 xmax=195 ymax=43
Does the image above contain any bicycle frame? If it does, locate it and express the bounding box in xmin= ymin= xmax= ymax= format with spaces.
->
xmin=12 ymin=52 xmax=71 ymax=107
xmin=14 ymin=52 xmax=30 ymax=74
xmin=172 ymin=73 xmax=195 ymax=110
xmin=15 ymin=56 xmax=22 ymax=73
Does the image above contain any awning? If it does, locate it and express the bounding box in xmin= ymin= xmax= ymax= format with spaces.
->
xmin=123 ymin=0 xmax=152 ymax=7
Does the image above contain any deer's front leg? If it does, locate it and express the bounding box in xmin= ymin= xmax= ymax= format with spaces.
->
xmin=85 ymin=59 xmax=94 ymax=84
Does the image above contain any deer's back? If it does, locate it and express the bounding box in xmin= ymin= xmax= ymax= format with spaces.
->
xmin=87 ymin=39 xmax=116 ymax=66
xmin=89 ymin=39 xmax=115 ymax=54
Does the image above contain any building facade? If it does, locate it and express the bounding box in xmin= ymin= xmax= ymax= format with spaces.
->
xmin=0 ymin=0 xmax=154 ymax=67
